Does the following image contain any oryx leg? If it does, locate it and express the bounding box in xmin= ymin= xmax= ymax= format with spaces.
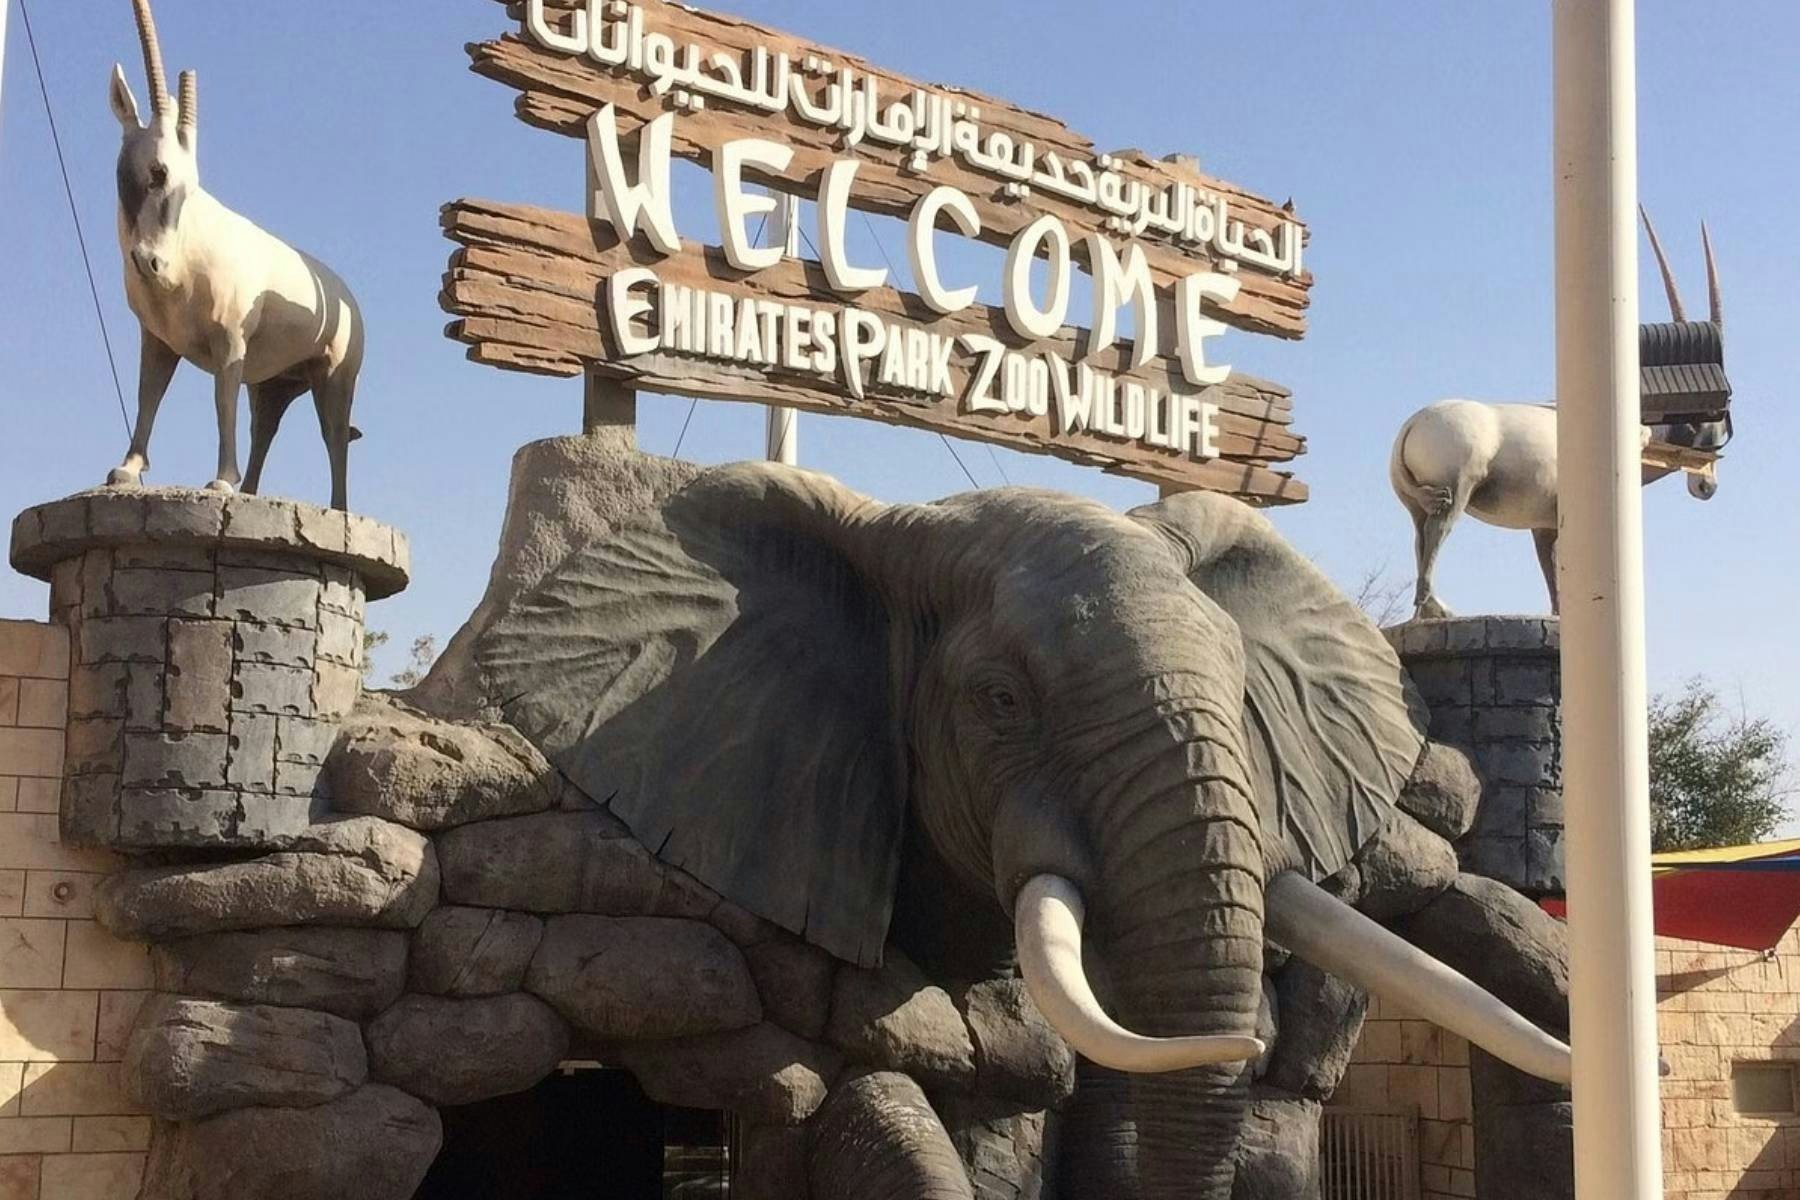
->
xmin=1532 ymin=527 xmax=1559 ymax=615
xmin=108 ymin=331 xmax=181 ymax=486
xmin=207 ymin=344 xmax=247 ymax=495
xmin=1410 ymin=482 xmax=1467 ymax=620
xmin=242 ymin=376 xmax=309 ymax=497
xmin=310 ymin=360 xmax=357 ymax=511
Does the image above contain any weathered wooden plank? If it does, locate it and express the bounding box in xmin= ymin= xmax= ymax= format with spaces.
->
xmin=443 ymin=265 xmax=1301 ymax=462
xmin=450 ymin=318 xmax=1306 ymax=501
xmin=441 ymin=199 xmax=1299 ymax=432
xmin=441 ymin=199 xmax=1308 ymax=503
xmin=468 ymin=0 xmax=1311 ymax=339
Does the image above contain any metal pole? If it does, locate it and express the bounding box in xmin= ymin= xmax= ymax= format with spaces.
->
xmin=764 ymin=189 xmax=799 ymax=465
xmin=1553 ymin=2 xmax=1662 ymax=1198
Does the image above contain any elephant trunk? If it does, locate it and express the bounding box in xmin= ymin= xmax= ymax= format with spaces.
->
xmin=1096 ymin=731 xmax=1266 ymax=1200
xmin=1008 ymin=721 xmax=1266 ymax=1200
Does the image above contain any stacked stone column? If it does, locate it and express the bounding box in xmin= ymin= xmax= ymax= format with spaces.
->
xmin=1386 ymin=616 xmax=1564 ymax=895
xmin=9 ymin=487 xmax=408 ymax=852
xmin=1385 ymin=615 xmax=1574 ymax=1200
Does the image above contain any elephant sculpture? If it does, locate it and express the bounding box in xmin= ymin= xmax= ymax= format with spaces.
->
xmin=473 ymin=462 xmax=1575 ymax=1199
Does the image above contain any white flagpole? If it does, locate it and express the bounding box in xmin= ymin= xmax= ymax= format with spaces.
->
xmin=1553 ymin=1 xmax=1663 ymax=1197
xmin=764 ymin=189 xmax=800 ymax=466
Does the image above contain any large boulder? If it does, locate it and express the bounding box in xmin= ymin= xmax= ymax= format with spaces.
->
xmin=434 ymin=810 xmax=715 ymax=918
xmin=1262 ymin=959 xmax=1368 ymax=1101
xmin=151 ymin=928 xmax=408 ymax=1020
xmin=525 ymin=914 xmax=760 ymax=1040
xmin=138 ymin=1083 xmax=441 ymax=1200
xmin=327 ymin=695 xmax=557 ymax=830
xmin=1394 ymin=874 xmax=1569 ymax=1032
xmin=743 ymin=937 xmax=834 ymax=1042
xmin=125 ymin=996 xmax=367 ymax=1119
xmin=1350 ymin=811 xmax=1460 ymax=921
xmin=409 ymin=906 xmax=543 ymax=997
xmin=935 ymin=1093 xmax=1052 ymax=1200
xmin=618 ymin=1022 xmax=840 ymax=1125
xmin=1230 ymin=1089 xmax=1322 ymax=1200
xmin=827 ymin=949 xmax=975 ymax=1091
xmin=97 ymin=817 xmax=438 ymax=940
xmin=407 ymin=429 xmax=703 ymax=719
xmin=1398 ymin=740 xmax=1483 ymax=841
xmin=955 ymin=978 xmax=1074 ymax=1109
xmin=365 ymin=993 xmax=569 ymax=1106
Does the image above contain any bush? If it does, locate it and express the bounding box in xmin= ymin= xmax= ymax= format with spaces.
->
xmin=1649 ymin=680 xmax=1793 ymax=852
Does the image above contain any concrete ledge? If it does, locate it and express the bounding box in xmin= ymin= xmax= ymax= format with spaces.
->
xmin=1384 ymin=616 xmax=1559 ymax=658
xmin=10 ymin=488 xmax=409 ymax=601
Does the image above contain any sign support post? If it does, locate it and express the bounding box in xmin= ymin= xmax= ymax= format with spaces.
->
xmin=583 ymin=374 xmax=636 ymax=440
xmin=1553 ymin=1 xmax=1662 ymax=1197
xmin=764 ymin=190 xmax=801 ymax=466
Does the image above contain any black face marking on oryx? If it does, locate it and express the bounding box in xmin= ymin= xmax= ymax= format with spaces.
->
xmin=116 ymin=158 xmax=151 ymax=224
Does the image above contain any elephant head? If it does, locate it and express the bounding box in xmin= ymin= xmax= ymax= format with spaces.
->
xmin=477 ymin=463 xmax=1567 ymax=1199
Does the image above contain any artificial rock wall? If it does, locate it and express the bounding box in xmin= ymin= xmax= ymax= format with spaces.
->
xmin=4 ymin=480 xmax=1073 ymax=1200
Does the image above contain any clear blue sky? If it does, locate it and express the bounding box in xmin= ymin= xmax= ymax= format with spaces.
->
xmin=2 ymin=2 xmax=1795 ymax=784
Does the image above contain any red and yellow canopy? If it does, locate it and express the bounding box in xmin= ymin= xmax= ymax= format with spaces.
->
xmin=1542 ymin=839 xmax=1800 ymax=951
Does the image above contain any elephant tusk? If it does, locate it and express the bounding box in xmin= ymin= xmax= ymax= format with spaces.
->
xmin=1265 ymin=872 xmax=1573 ymax=1086
xmin=1013 ymin=874 xmax=1266 ymax=1074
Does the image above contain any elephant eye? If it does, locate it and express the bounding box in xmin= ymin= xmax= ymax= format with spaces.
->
xmin=974 ymin=679 xmax=1027 ymax=725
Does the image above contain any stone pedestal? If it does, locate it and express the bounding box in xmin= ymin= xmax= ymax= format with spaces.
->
xmin=9 ymin=488 xmax=408 ymax=852
xmin=1385 ymin=617 xmax=1563 ymax=895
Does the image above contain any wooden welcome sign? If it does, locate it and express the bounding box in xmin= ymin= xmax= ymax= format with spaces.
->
xmin=443 ymin=0 xmax=1315 ymax=502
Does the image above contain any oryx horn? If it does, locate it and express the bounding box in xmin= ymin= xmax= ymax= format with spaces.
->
xmin=130 ymin=0 xmax=171 ymax=116
xmin=178 ymin=70 xmax=197 ymax=136
xmin=1702 ymin=221 xmax=1722 ymax=330
xmin=1639 ymin=206 xmax=1685 ymax=322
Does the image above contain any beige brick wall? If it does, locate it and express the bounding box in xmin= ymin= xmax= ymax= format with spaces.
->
xmin=1658 ymin=927 xmax=1800 ymax=1199
xmin=1334 ymin=925 xmax=1800 ymax=1200
xmin=1333 ymin=992 xmax=1477 ymax=1199
xmin=0 ymin=619 xmax=150 ymax=1200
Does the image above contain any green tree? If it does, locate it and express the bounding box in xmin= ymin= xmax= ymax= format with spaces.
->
xmin=1649 ymin=680 xmax=1793 ymax=852
xmin=361 ymin=630 xmax=438 ymax=689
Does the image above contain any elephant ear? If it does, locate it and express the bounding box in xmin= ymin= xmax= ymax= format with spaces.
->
xmin=1131 ymin=492 xmax=1428 ymax=879
xmin=477 ymin=463 xmax=901 ymax=967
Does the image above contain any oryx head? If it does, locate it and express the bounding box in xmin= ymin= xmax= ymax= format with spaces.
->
xmin=109 ymin=0 xmax=197 ymax=290
xmin=1641 ymin=208 xmax=1731 ymax=500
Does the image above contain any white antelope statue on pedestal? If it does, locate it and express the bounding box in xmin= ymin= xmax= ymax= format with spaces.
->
xmin=1390 ymin=210 xmax=1730 ymax=620
xmin=107 ymin=0 xmax=363 ymax=510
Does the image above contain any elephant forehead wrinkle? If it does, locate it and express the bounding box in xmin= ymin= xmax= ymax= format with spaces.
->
xmin=1099 ymin=793 xmax=1263 ymax=866
xmin=1099 ymin=861 xmax=1266 ymax=923
xmin=1058 ymin=712 xmax=1251 ymax=791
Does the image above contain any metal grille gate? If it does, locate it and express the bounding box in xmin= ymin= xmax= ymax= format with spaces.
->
xmin=1319 ymin=1110 xmax=1421 ymax=1200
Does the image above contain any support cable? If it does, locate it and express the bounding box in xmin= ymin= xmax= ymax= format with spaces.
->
xmin=851 ymin=211 xmax=989 ymax=490
xmin=19 ymin=0 xmax=133 ymax=437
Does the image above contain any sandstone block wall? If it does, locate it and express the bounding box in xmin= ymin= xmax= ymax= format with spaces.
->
xmin=1658 ymin=928 xmax=1800 ymax=1199
xmin=0 ymin=618 xmax=154 ymax=1200
xmin=1333 ymin=993 xmax=1476 ymax=1200
xmin=1387 ymin=617 xmax=1564 ymax=894
xmin=1341 ymin=933 xmax=1800 ymax=1200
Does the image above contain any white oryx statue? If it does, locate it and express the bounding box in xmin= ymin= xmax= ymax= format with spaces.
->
xmin=107 ymin=0 xmax=362 ymax=510
xmin=1390 ymin=210 xmax=1729 ymax=620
